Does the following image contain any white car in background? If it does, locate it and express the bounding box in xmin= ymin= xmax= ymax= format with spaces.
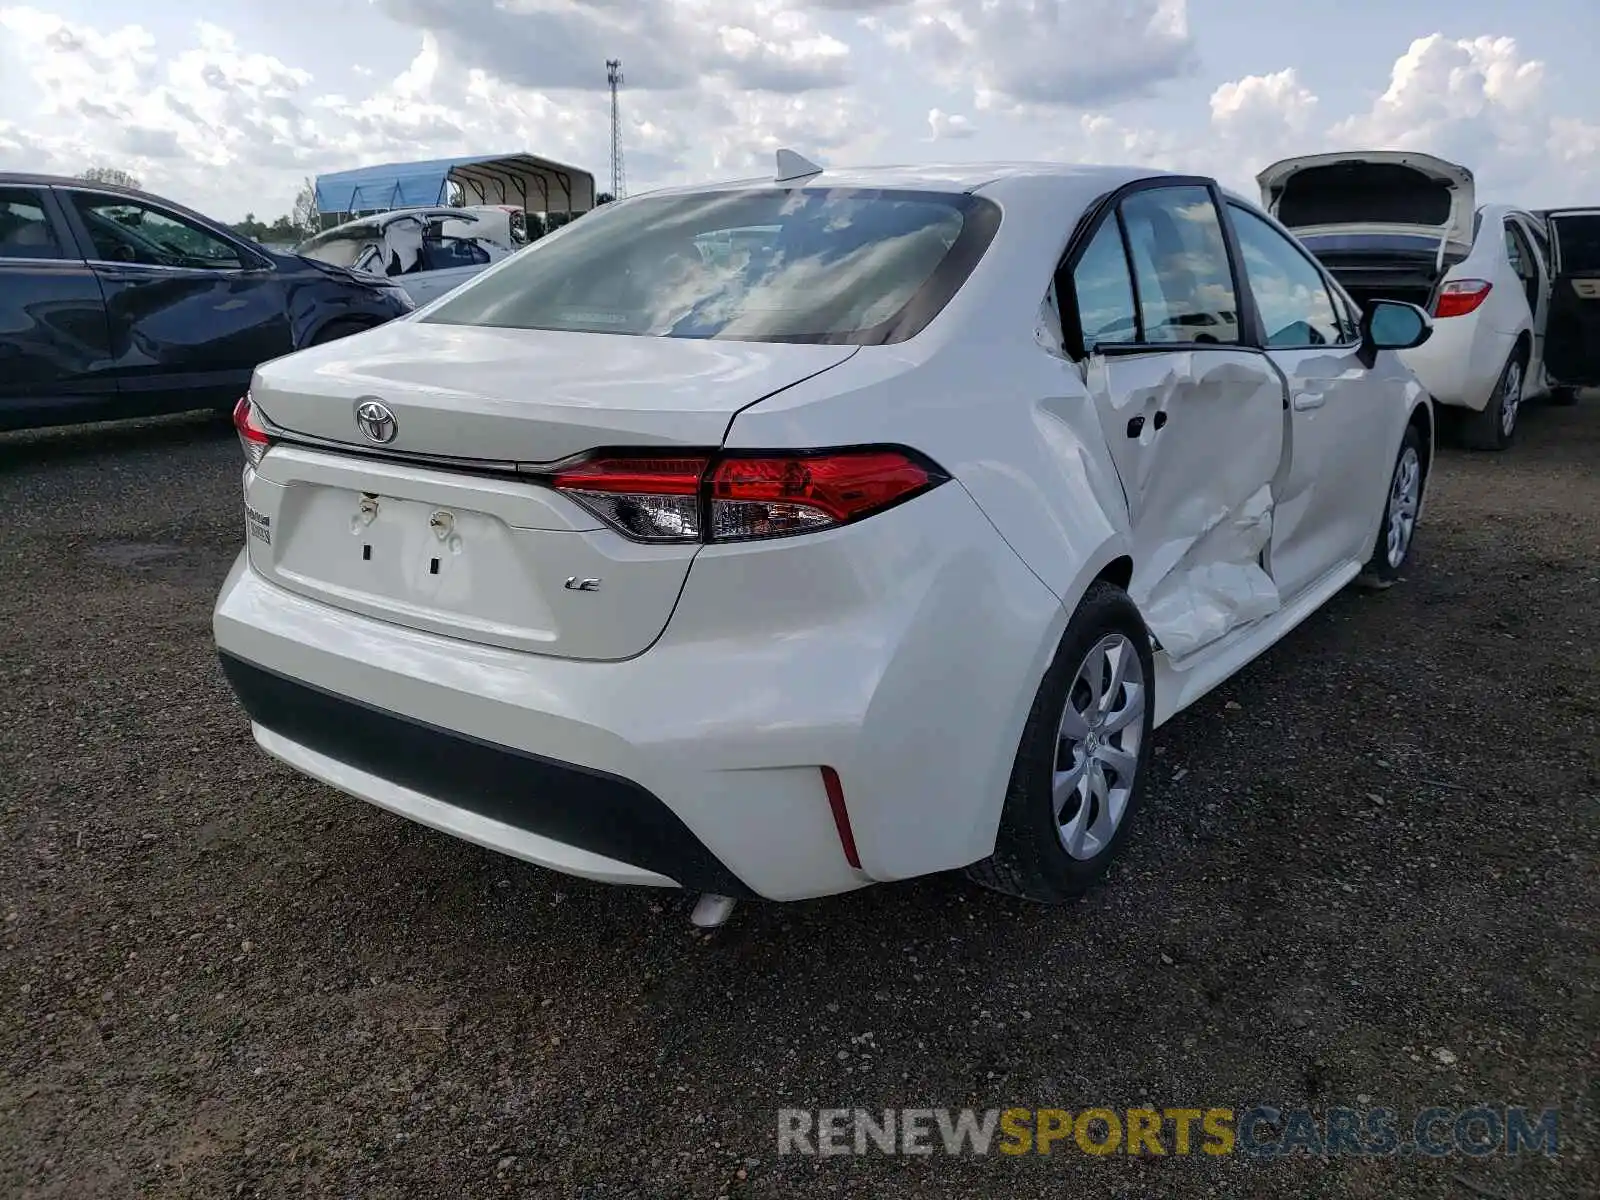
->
xmin=294 ymin=207 xmax=518 ymax=305
xmin=214 ymin=156 xmax=1435 ymax=921
xmin=1259 ymin=151 xmax=1596 ymax=450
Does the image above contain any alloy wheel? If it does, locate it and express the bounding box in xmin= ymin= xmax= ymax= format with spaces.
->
xmin=1054 ymin=633 xmax=1146 ymax=861
xmin=1385 ymin=445 xmax=1422 ymax=569
xmin=1500 ymin=359 xmax=1523 ymax=439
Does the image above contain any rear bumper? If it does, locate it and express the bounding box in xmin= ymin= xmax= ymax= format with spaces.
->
xmin=219 ymin=652 xmax=749 ymax=894
xmin=1401 ymin=317 xmax=1517 ymax=412
xmin=212 ymin=478 xmax=1066 ymax=901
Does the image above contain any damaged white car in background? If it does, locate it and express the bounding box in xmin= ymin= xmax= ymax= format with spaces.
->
xmin=294 ymin=207 xmax=519 ymax=305
xmin=215 ymin=157 xmax=1437 ymax=924
xmin=1259 ymin=151 xmax=1599 ymax=451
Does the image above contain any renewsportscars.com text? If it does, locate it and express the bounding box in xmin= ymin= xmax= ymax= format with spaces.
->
xmin=777 ymin=1105 xmax=1560 ymax=1158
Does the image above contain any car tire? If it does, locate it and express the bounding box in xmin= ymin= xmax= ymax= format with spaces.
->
xmin=1462 ymin=350 xmax=1525 ymax=451
xmin=1356 ymin=421 xmax=1426 ymax=590
xmin=965 ymin=580 xmax=1156 ymax=903
xmin=1547 ymin=385 xmax=1580 ymax=407
xmin=307 ymin=318 xmax=375 ymax=347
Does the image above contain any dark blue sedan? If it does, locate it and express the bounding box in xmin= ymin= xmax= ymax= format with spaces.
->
xmin=0 ymin=173 xmax=415 ymax=432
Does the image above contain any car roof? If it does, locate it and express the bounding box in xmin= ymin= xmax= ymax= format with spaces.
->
xmin=0 ymin=171 xmax=233 ymax=232
xmin=632 ymin=161 xmax=1181 ymax=200
xmin=1 ymin=171 xmax=166 ymax=202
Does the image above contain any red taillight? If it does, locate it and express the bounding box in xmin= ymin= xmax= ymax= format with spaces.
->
xmin=550 ymin=456 xmax=709 ymax=542
xmin=232 ymin=394 xmax=271 ymax=468
xmin=549 ymin=448 xmax=943 ymax=543
xmin=1433 ymin=279 xmax=1492 ymax=318
xmin=708 ymin=452 xmax=933 ymax=540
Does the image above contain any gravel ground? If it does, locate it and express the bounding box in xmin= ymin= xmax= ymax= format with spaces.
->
xmin=1 ymin=398 xmax=1596 ymax=1199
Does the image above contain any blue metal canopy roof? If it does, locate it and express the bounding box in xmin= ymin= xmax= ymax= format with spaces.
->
xmin=314 ymin=153 xmax=597 ymax=215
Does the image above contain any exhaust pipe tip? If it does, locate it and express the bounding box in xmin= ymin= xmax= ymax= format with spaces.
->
xmin=690 ymin=893 xmax=738 ymax=929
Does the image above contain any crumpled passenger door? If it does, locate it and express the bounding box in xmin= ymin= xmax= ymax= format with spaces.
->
xmin=1085 ymin=349 xmax=1288 ymax=660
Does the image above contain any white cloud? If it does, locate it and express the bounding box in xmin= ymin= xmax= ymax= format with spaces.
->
xmin=1057 ymin=38 xmax=1599 ymax=207
xmin=1210 ymin=68 xmax=1318 ymax=138
xmin=0 ymin=5 xmax=1596 ymax=225
xmin=1328 ymin=34 xmax=1551 ymax=181
xmin=875 ymin=0 xmax=1197 ymax=111
xmin=927 ymin=108 xmax=975 ymax=140
xmin=376 ymin=0 xmax=854 ymax=94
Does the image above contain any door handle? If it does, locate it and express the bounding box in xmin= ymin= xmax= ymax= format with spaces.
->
xmin=1126 ymin=411 xmax=1168 ymax=438
xmin=1291 ymin=392 xmax=1326 ymax=412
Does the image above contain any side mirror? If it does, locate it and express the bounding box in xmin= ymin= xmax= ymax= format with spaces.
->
xmin=1358 ymin=299 xmax=1432 ymax=368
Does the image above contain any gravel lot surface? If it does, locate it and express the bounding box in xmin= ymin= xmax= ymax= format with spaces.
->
xmin=1 ymin=398 xmax=1596 ymax=1199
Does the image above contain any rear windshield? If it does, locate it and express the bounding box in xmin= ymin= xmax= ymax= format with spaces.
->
xmin=1551 ymin=214 xmax=1600 ymax=273
xmin=420 ymin=188 xmax=1001 ymax=345
xmin=1277 ymin=164 xmax=1454 ymax=228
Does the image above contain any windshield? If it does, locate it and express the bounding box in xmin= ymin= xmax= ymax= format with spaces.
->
xmin=296 ymin=230 xmax=379 ymax=269
xmin=421 ymin=188 xmax=1001 ymax=345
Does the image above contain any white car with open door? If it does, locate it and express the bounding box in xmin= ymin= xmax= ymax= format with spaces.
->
xmin=213 ymin=156 xmax=1435 ymax=921
xmin=294 ymin=208 xmax=516 ymax=306
xmin=1258 ymin=151 xmax=1566 ymax=450
xmin=1537 ymin=208 xmax=1600 ymax=405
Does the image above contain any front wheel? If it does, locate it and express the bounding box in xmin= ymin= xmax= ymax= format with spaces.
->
xmin=965 ymin=581 xmax=1156 ymax=902
xmin=1357 ymin=423 xmax=1426 ymax=589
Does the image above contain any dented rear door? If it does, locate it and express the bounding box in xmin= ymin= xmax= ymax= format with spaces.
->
xmin=1085 ymin=349 xmax=1286 ymax=660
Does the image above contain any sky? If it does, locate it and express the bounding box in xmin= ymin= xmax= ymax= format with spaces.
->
xmin=1 ymin=0 xmax=1597 ymax=223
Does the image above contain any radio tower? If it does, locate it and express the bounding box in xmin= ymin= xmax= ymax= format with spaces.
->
xmin=606 ymin=58 xmax=626 ymax=199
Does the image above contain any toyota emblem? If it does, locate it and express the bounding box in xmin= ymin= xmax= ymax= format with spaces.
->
xmin=354 ymin=399 xmax=398 ymax=445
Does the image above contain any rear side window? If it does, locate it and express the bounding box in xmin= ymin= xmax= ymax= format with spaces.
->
xmin=1071 ymin=220 xmax=1138 ymax=350
xmin=0 ymin=190 xmax=64 ymax=259
xmin=1504 ymin=222 xmax=1538 ymax=282
xmin=422 ymin=187 xmax=1001 ymax=346
xmin=1119 ymin=186 xmax=1240 ymax=345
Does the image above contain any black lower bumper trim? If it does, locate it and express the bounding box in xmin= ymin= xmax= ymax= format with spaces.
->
xmin=217 ymin=652 xmax=753 ymax=897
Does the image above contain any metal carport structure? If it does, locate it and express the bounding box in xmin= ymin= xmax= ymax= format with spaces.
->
xmin=313 ymin=153 xmax=598 ymax=223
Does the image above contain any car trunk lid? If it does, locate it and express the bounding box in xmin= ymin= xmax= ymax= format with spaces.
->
xmin=249 ymin=320 xmax=859 ymax=464
xmin=1257 ymin=152 xmax=1476 ymax=312
xmin=1257 ymin=151 xmax=1476 ymax=247
xmin=242 ymin=323 xmax=858 ymax=660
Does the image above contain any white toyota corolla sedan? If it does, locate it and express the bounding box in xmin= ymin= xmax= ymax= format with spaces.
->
xmin=214 ymin=155 xmax=1436 ymax=917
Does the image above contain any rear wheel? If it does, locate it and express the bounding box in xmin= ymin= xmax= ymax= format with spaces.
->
xmin=1462 ymin=351 xmax=1524 ymax=451
xmin=966 ymin=581 xmax=1156 ymax=902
